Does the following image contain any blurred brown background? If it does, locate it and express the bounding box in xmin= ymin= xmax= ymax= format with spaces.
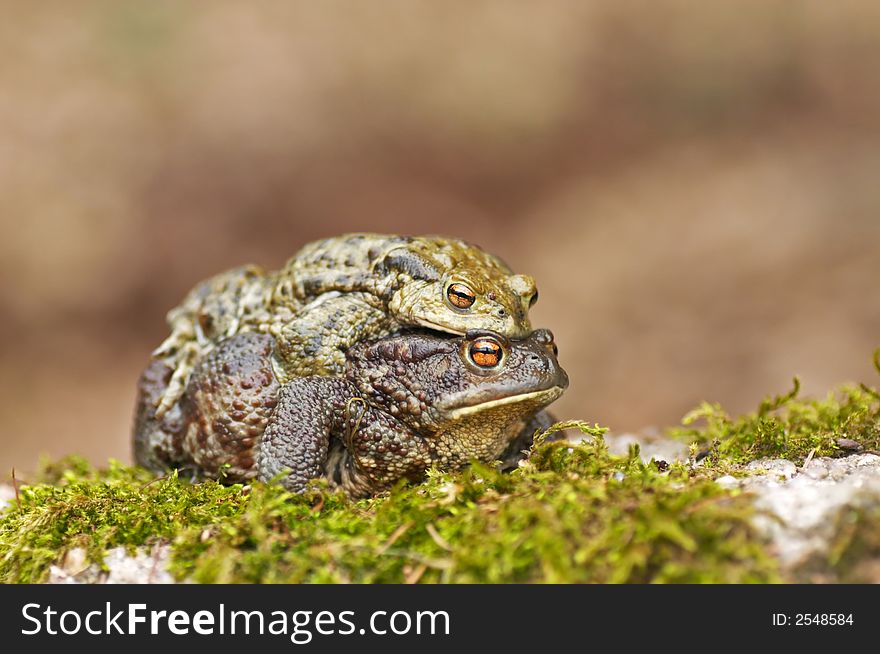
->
xmin=2 ymin=1 xmax=879 ymax=475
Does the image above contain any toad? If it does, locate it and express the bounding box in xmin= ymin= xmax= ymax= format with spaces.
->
xmin=135 ymin=329 xmax=567 ymax=496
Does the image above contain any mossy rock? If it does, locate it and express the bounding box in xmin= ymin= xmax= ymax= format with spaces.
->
xmin=3 ymin=351 xmax=878 ymax=584
xmin=671 ymin=375 xmax=880 ymax=472
xmin=0 ymin=423 xmax=779 ymax=584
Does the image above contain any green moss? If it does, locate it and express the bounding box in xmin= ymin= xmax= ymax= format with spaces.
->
xmin=0 ymin=462 xmax=246 ymax=583
xmin=670 ymin=367 xmax=880 ymax=470
xmin=0 ymin=423 xmax=779 ymax=584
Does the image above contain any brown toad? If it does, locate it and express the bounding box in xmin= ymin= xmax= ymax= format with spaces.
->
xmin=135 ymin=329 xmax=567 ymax=496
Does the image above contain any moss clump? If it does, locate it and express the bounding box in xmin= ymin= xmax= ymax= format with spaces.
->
xmin=0 ymin=423 xmax=779 ymax=584
xmin=0 ymin=460 xmax=246 ymax=584
xmin=670 ymin=369 xmax=880 ymax=470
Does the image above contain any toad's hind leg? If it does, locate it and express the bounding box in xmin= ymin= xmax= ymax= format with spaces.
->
xmin=180 ymin=332 xmax=282 ymax=482
xmin=259 ymin=379 xmax=432 ymax=497
xmin=133 ymin=358 xmax=186 ymax=473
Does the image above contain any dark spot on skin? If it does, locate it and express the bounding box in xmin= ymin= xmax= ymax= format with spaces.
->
xmin=379 ymin=249 xmax=442 ymax=282
xmin=304 ymin=335 xmax=323 ymax=357
xmin=302 ymin=279 xmax=324 ymax=296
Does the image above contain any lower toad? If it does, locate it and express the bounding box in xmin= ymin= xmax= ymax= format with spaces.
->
xmin=135 ymin=329 xmax=567 ymax=496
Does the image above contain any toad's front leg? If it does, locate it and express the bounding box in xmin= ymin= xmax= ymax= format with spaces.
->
xmin=259 ymin=379 xmax=431 ymax=496
xmin=258 ymin=377 xmax=352 ymax=493
xmin=497 ymin=410 xmax=561 ymax=470
xmin=271 ymin=292 xmax=392 ymax=379
xmin=333 ymin=399 xmax=433 ymax=496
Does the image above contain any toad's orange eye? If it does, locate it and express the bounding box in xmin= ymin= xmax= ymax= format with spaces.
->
xmin=469 ymin=338 xmax=502 ymax=368
xmin=447 ymin=283 xmax=476 ymax=310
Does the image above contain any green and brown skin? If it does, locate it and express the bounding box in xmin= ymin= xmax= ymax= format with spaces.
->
xmin=150 ymin=234 xmax=539 ymax=418
xmin=135 ymin=329 xmax=567 ymax=497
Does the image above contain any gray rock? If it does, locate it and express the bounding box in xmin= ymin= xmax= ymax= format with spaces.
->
xmin=742 ymin=454 xmax=880 ymax=568
xmin=714 ymin=475 xmax=740 ymax=489
xmin=745 ymin=458 xmax=798 ymax=481
xmin=799 ymin=459 xmax=829 ymax=480
xmin=47 ymin=544 xmax=175 ymax=585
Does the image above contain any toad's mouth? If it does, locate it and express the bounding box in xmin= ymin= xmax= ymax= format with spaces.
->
xmin=412 ymin=317 xmax=466 ymax=335
xmin=442 ymin=386 xmax=566 ymax=421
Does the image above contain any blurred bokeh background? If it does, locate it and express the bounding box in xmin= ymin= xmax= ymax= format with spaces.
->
xmin=2 ymin=1 xmax=879 ymax=475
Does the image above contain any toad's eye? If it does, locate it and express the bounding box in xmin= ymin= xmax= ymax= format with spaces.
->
xmin=529 ymin=289 xmax=539 ymax=307
xmin=469 ymin=337 xmax=503 ymax=368
xmin=447 ymin=283 xmax=476 ymax=310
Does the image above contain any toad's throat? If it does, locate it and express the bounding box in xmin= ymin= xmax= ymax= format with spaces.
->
xmin=441 ymin=386 xmax=565 ymax=420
